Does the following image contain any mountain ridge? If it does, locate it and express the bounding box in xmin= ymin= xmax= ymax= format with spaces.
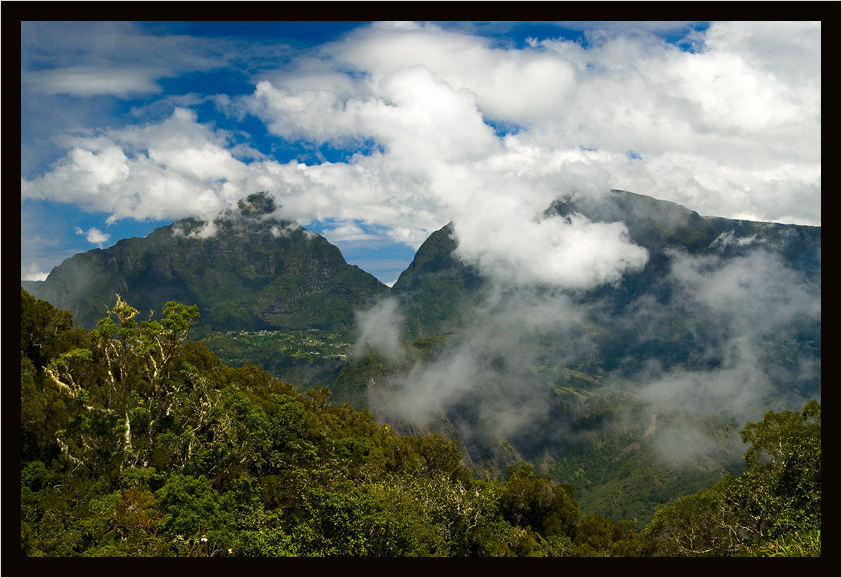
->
xmin=29 ymin=192 xmax=390 ymax=332
xmin=23 ymin=188 xmax=821 ymax=524
xmin=338 ymin=189 xmax=821 ymax=522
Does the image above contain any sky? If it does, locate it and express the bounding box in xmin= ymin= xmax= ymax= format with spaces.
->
xmin=21 ymin=21 xmax=822 ymax=285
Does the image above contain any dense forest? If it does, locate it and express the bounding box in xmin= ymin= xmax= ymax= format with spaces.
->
xmin=20 ymin=289 xmax=821 ymax=557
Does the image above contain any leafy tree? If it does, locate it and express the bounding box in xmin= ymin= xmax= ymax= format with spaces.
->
xmin=573 ymin=514 xmax=644 ymax=557
xmin=21 ymin=288 xmax=86 ymax=372
xmin=21 ymin=290 xmax=86 ymax=464
xmin=738 ymin=399 xmax=821 ymax=538
xmin=499 ymin=465 xmax=579 ymax=539
xmin=38 ymin=296 xmax=200 ymax=482
xmin=644 ymin=401 xmax=821 ymax=557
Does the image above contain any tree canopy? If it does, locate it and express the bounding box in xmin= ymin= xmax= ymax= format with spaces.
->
xmin=644 ymin=400 xmax=821 ymax=557
xmin=20 ymin=289 xmax=820 ymax=558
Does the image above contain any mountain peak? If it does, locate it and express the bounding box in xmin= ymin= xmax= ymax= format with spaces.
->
xmin=237 ymin=191 xmax=277 ymax=217
xmin=29 ymin=193 xmax=389 ymax=331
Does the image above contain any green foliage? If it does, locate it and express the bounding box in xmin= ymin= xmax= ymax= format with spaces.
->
xmin=643 ymin=401 xmax=821 ymax=557
xmin=755 ymin=528 xmax=820 ymax=557
xmin=500 ymin=465 xmax=579 ymax=539
xmin=44 ymin=292 xmax=833 ymax=558
xmin=21 ymin=287 xmax=87 ymax=371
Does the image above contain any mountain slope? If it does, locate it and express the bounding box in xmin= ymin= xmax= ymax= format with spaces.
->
xmin=30 ymin=192 xmax=390 ymax=332
xmin=391 ymin=223 xmax=485 ymax=338
xmin=342 ymin=189 xmax=821 ymax=524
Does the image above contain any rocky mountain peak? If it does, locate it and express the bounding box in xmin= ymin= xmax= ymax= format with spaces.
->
xmin=237 ymin=191 xmax=277 ymax=217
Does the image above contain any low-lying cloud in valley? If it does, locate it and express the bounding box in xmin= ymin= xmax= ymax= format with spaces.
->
xmin=350 ymin=231 xmax=820 ymax=469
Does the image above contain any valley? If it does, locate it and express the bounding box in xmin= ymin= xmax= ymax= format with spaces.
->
xmin=19 ymin=20 xmax=822 ymax=559
xmin=24 ymin=189 xmax=821 ymax=529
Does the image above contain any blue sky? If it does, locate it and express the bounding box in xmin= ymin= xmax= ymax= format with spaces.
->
xmin=21 ymin=21 xmax=821 ymax=286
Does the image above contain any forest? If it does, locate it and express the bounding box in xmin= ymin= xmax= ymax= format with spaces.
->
xmin=20 ymin=288 xmax=821 ymax=558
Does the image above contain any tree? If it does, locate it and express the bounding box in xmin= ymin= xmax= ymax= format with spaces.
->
xmin=573 ymin=513 xmax=644 ymax=557
xmin=42 ymin=296 xmax=200 ymax=479
xmin=499 ymin=465 xmax=579 ymax=539
xmin=20 ymin=288 xmax=86 ymax=372
xmin=644 ymin=401 xmax=821 ymax=557
xmin=733 ymin=400 xmax=821 ymax=547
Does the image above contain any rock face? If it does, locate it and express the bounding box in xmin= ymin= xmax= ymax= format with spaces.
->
xmin=31 ymin=193 xmax=390 ymax=331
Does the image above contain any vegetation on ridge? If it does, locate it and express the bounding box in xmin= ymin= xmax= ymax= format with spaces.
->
xmin=21 ymin=290 xmax=820 ymax=557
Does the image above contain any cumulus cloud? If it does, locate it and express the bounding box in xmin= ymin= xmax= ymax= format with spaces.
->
xmin=74 ymin=226 xmax=110 ymax=246
xmin=22 ymin=108 xmax=267 ymax=223
xmin=22 ymin=21 xmax=821 ymax=287
xmin=452 ymin=198 xmax=649 ymax=288
xmin=20 ymin=21 xmax=292 ymax=179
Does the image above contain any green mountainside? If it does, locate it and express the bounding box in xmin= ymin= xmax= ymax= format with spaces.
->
xmin=391 ymin=222 xmax=485 ymax=338
xmin=30 ymin=192 xmax=390 ymax=333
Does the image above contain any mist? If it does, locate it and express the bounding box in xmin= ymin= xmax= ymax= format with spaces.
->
xmin=349 ymin=213 xmax=821 ymax=472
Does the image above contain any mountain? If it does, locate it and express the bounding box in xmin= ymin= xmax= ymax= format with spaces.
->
xmin=391 ymin=222 xmax=485 ymax=338
xmin=548 ymin=189 xmax=821 ymax=305
xmin=337 ymin=189 xmax=821 ymax=523
xmin=382 ymin=190 xmax=821 ymax=382
xmin=21 ymin=280 xmax=42 ymax=294
xmin=29 ymin=192 xmax=390 ymax=332
xmin=24 ymin=188 xmax=821 ymax=525
xmin=545 ymin=190 xmax=822 ymax=376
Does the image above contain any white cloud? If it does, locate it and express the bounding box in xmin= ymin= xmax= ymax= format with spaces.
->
xmin=353 ymin=297 xmax=406 ymax=362
xmin=22 ymin=22 xmax=821 ymax=287
xmin=22 ymin=66 xmax=164 ymax=97
xmin=22 ymin=108 xmax=263 ymax=223
xmin=321 ymin=222 xmax=381 ymax=242
xmin=22 ymin=263 xmax=50 ymax=282
xmin=74 ymin=226 xmax=110 ymax=246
